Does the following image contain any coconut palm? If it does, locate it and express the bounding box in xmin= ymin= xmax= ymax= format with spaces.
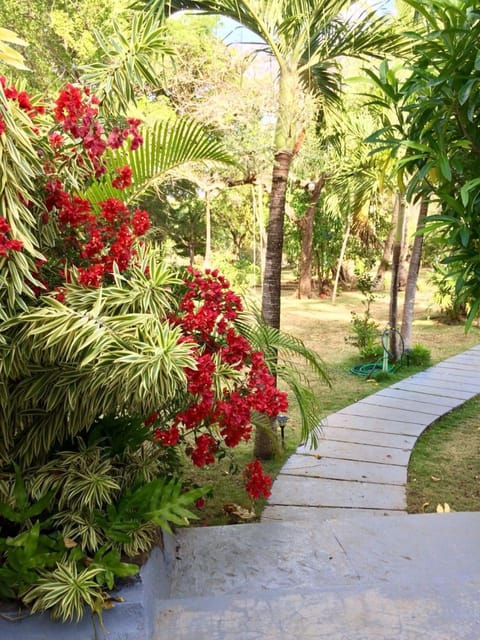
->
xmin=137 ymin=0 xmax=404 ymax=331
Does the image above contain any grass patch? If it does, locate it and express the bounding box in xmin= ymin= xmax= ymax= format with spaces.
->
xmin=407 ymin=396 xmax=480 ymax=514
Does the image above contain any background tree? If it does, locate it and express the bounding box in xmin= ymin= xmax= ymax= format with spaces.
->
xmin=0 ymin=0 xmax=127 ymax=92
xmin=142 ymin=0 xmax=403 ymax=334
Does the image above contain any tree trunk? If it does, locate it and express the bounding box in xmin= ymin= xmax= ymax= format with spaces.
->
xmin=401 ymin=198 xmax=428 ymax=351
xmin=375 ymin=204 xmax=397 ymax=290
xmin=204 ymin=190 xmax=211 ymax=270
xmin=331 ymin=215 xmax=352 ymax=305
xmin=389 ymin=191 xmax=406 ymax=361
xmin=261 ymin=150 xmax=293 ymax=330
xmin=297 ymin=175 xmax=326 ymax=299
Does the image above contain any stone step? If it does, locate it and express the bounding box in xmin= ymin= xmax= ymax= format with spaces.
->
xmin=154 ymin=513 xmax=480 ymax=640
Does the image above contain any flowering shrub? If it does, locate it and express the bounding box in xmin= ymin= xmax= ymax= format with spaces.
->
xmin=0 ymin=79 xmax=286 ymax=503
xmin=151 ymin=267 xmax=288 ymax=500
xmin=0 ymin=78 xmax=147 ymax=294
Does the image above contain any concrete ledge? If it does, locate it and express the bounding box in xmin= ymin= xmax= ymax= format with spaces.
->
xmin=0 ymin=536 xmax=175 ymax=640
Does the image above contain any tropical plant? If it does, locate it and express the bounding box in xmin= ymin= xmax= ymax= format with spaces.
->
xmin=140 ymin=0 xmax=404 ymax=331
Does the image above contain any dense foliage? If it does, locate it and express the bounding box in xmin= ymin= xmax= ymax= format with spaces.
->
xmin=0 ymin=77 xmax=285 ymax=621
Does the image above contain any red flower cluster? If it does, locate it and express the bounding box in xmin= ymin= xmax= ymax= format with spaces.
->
xmin=1 ymin=76 xmax=45 ymax=120
xmin=168 ymin=270 xmax=288 ymax=455
xmin=191 ymin=433 xmax=218 ymax=467
xmin=154 ymin=425 xmax=180 ymax=447
xmin=112 ymin=165 xmax=133 ymax=190
xmin=0 ymin=217 xmax=23 ymax=257
xmin=243 ymin=460 xmax=272 ymax=500
xmin=149 ymin=268 xmax=288 ymax=498
xmin=52 ymin=85 xmax=142 ymax=178
xmin=42 ymin=178 xmax=149 ymax=287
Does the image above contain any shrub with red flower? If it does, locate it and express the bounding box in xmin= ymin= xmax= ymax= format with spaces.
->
xmin=0 ymin=80 xmax=150 ymax=292
xmin=0 ymin=217 xmax=23 ymax=257
xmin=147 ymin=267 xmax=288 ymax=499
xmin=0 ymin=78 xmax=287 ymax=504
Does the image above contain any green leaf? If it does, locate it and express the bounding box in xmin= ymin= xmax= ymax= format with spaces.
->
xmin=438 ymin=155 xmax=452 ymax=181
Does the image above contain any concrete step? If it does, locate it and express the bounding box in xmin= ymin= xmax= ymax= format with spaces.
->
xmin=153 ymin=513 xmax=480 ymax=639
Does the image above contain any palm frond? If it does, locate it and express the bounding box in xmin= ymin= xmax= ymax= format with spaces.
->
xmin=235 ymin=305 xmax=330 ymax=444
xmin=82 ymin=118 xmax=238 ymax=206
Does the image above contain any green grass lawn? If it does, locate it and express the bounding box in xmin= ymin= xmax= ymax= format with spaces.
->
xmin=187 ymin=270 xmax=480 ymax=525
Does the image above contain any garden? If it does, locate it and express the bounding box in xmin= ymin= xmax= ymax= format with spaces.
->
xmin=0 ymin=0 xmax=480 ymax=630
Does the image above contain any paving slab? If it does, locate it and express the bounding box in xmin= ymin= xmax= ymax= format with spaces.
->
xmin=278 ymin=454 xmax=406 ymax=485
xmin=337 ymin=402 xmax=433 ymax=425
xmin=155 ymin=513 xmax=480 ymax=640
xmin=410 ymin=371 xmax=480 ymax=393
xmin=296 ymin=439 xmax=410 ymax=466
xmin=261 ymin=505 xmax=405 ymax=522
xmin=154 ymin=583 xmax=480 ymax=640
xmin=314 ymin=426 xmax=416 ymax=449
xmin=392 ymin=379 xmax=474 ymax=400
xmin=325 ymin=412 xmax=426 ymax=436
xmin=435 ymin=360 xmax=480 ymax=372
xmin=331 ymin=512 xmax=480 ymax=587
xmin=375 ymin=387 xmax=463 ymax=409
xmin=359 ymin=392 xmax=448 ymax=416
xmin=268 ymin=475 xmax=406 ymax=510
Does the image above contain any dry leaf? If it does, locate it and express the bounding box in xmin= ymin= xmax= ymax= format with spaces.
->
xmin=63 ymin=537 xmax=77 ymax=548
xmin=223 ymin=503 xmax=256 ymax=522
xmin=431 ymin=475 xmax=441 ymax=482
xmin=436 ymin=503 xmax=451 ymax=513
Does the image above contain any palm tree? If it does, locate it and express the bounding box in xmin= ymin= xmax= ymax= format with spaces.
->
xmin=138 ymin=0 xmax=403 ymax=331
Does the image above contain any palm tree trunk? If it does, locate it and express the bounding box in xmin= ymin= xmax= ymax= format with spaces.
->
xmin=297 ymin=175 xmax=326 ymax=299
xmin=204 ymin=190 xmax=211 ymax=269
xmin=332 ymin=215 xmax=352 ymax=305
xmin=389 ymin=191 xmax=406 ymax=361
xmin=261 ymin=150 xmax=293 ymax=329
xmin=375 ymin=202 xmax=397 ymax=290
xmin=401 ymin=198 xmax=428 ymax=350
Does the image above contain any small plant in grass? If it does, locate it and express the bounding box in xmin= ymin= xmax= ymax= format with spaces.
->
xmin=406 ymin=344 xmax=431 ymax=367
xmin=345 ymin=271 xmax=380 ymax=360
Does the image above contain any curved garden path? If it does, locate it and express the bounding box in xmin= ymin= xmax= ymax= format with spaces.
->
xmin=154 ymin=346 xmax=480 ymax=640
xmin=263 ymin=345 xmax=480 ymax=523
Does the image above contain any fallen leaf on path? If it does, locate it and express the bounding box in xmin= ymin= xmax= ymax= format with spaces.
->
xmin=436 ymin=503 xmax=451 ymax=513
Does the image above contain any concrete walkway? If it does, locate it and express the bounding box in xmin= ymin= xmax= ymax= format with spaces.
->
xmin=154 ymin=346 xmax=480 ymax=639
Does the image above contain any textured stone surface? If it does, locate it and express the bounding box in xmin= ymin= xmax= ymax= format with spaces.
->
xmin=261 ymin=505 xmax=405 ymax=522
xmin=168 ymin=521 xmax=357 ymax=599
xmin=359 ymin=392 xmax=445 ymax=416
xmin=411 ymin=371 xmax=480 ymax=393
xmin=278 ymin=454 xmax=407 ymax=485
xmin=296 ymin=439 xmax=410 ymax=466
xmin=375 ymin=387 xmax=463 ymax=409
xmin=391 ymin=379 xmax=474 ymax=400
xmin=337 ymin=402 xmax=433 ymax=425
xmin=307 ymin=426 xmax=416 ymax=449
xmin=268 ymin=475 xmax=406 ymax=510
xmin=155 ymin=513 xmax=480 ymax=640
xmin=324 ymin=412 xmax=426 ymax=435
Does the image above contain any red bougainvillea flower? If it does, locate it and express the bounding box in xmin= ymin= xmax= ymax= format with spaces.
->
xmin=243 ymin=460 xmax=272 ymax=500
xmin=191 ymin=433 xmax=218 ymax=467
xmin=112 ymin=165 xmax=133 ymax=190
xmin=154 ymin=425 xmax=180 ymax=447
xmin=0 ymin=217 xmax=23 ymax=257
